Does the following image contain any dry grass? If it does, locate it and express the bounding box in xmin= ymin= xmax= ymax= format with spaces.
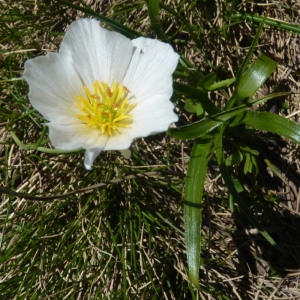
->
xmin=1 ymin=0 xmax=300 ymax=299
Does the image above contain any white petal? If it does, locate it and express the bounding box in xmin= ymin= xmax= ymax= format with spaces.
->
xmin=84 ymin=148 xmax=104 ymax=170
xmin=47 ymin=123 xmax=108 ymax=169
xmin=119 ymin=149 xmax=131 ymax=159
xmin=23 ymin=53 xmax=83 ymax=124
xmin=104 ymin=95 xmax=177 ymax=151
xmin=103 ymin=130 xmax=133 ymax=151
xmin=104 ymin=38 xmax=179 ymax=151
xmin=131 ymin=95 xmax=178 ymax=135
xmin=123 ymin=37 xmax=179 ymax=101
xmin=47 ymin=123 xmax=107 ymax=149
xmin=59 ymin=18 xmax=134 ymax=88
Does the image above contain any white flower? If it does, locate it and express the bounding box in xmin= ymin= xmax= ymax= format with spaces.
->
xmin=23 ymin=18 xmax=179 ymax=169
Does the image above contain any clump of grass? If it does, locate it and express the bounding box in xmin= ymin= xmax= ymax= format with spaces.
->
xmin=1 ymin=0 xmax=300 ymax=299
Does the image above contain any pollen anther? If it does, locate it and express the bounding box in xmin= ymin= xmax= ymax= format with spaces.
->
xmin=74 ymin=81 xmax=136 ymax=136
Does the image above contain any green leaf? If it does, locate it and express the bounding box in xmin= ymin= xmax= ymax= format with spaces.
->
xmin=201 ymin=73 xmax=217 ymax=90
xmin=243 ymin=153 xmax=252 ymax=174
xmin=242 ymin=111 xmax=300 ymax=144
xmin=233 ymin=13 xmax=300 ymax=34
xmin=184 ymin=99 xmax=204 ymax=116
xmin=173 ymin=82 xmax=219 ymax=115
xmin=147 ymin=0 xmax=164 ymax=39
xmin=234 ymin=54 xmax=278 ymax=105
xmin=9 ymin=129 xmax=84 ymax=154
xmin=206 ymin=78 xmax=236 ymax=91
xmin=225 ymin=20 xmax=266 ymax=109
xmin=184 ymin=138 xmax=213 ymax=287
xmin=225 ymin=151 xmax=243 ymax=166
xmin=168 ymin=105 xmax=248 ymax=140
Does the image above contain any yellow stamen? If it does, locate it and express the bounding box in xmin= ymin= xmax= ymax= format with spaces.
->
xmin=74 ymin=81 xmax=136 ymax=137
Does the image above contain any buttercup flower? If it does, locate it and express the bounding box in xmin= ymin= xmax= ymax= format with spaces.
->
xmin=23 ymin=18 xmax=179 ymax=169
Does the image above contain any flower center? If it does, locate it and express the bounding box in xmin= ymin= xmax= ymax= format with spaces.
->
xmin=74 ymin=81 xmax=136 ymax=137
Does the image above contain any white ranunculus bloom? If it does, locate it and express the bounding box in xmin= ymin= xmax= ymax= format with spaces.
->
xmin=23 ymin=18 xmax=179 ymax=169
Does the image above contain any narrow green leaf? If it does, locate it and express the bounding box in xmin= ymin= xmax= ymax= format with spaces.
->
xmin=234 ymin=54 xmax=278 ymax=105
xmin=225 ymin=20 xmax=266 ymax=109
xmin=225 ymin=151 xmax=243 ymax=166
xmin=184 ymin=138 xmax=213 ymax=287
xmin=206 ymin=77 xmax=236 ymax=91
xmin=147 ymin=0 xmax=164 ymax=39
xmin=168 ymin=105 xmax=247 ymax=140
xmin=242 ymin=111 xmax=300 ymax=144
xmin=233 ymin=13 xmax=300 ymax=34
xmin=9 ymin=129 xmax=83 ymax=154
